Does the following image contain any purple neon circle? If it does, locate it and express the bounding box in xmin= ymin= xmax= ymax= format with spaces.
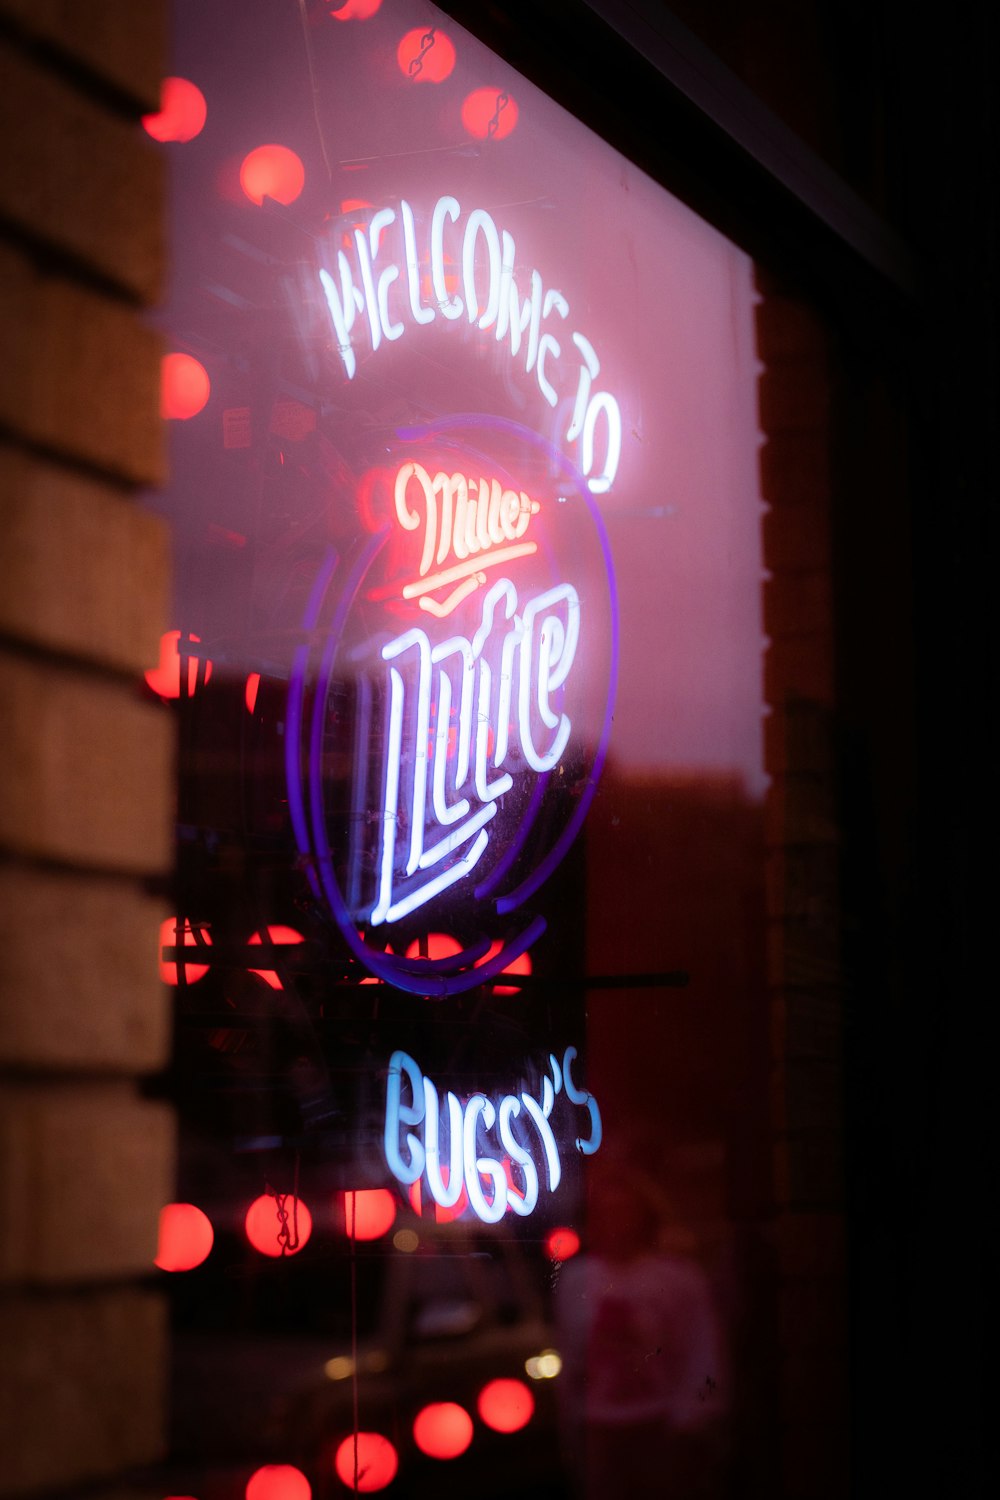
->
xmin=285 ymin=416 xmax=618 ymax=994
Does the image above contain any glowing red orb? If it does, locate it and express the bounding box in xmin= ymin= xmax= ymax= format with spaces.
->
xmin=412 ymin=1402 xmax=473 ymax=1460
xmin=245 ymin=1194 xmax=313 ymax=1257
xmin=404 ymin=932 xmax=462 ymax=962
xmin=343 ymin=1189 xmax=396 ymax=1241
xmin=331 ymin=0 xmax=383 ymax=21
xmin=245 ymin=672 xmax=261 ymax=713
xmin=142 ymin=76 xmax=207 ymax=142
xmin=248 ymin=925 xmax=305 ymax=991
xmin=155 ymin=1203 xmax=214 ymax=1271
xmin=545 ymin=1226 xmax=581 ymax=1262
xmin=159 ymin=916 xmax=212 ymax=986
xmin=461 ymin=88 xmax=519 ymax=141
xmin=333 ymin=1432 xmax=398 ymax=1491
xmin=146 ymin=630 xmax=213 ymax=699
xmin=408 ymin=1173 xmax=467 ymax=1225
xmin=161 ymin=353 xmax=210 ymax=420
xmin=240 ymin=145 xmax=305 ymax=207
xmin=477 ymin=1378 xmax=534 ymax=1433
xmin=397 ymin=28 xmax=456 ymax=83
xmin=246 ymin=1466 xmax=311 ymax=1500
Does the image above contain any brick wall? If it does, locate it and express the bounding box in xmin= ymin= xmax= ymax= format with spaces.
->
xmin=0 ymin=3 xmax=173 ymax=1494
xmin=756 ymin=269 xmax=849 ymax=1499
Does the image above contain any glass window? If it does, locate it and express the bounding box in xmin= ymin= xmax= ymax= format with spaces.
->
xmin=145 ymin=3 xmax=770 ymax=1495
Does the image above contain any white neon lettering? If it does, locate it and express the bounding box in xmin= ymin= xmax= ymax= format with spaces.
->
xmin=383 ymin=1048 xmax=599 ymax=1224
xmin=370 ymin=206 xmax=404 ymax=343
xmin=463 ymin=208 xmax=502 ymax=330
xmin=384 ymin=1050 xmax=425 ymax=1185
xmin=582 ymin=391 xmax=623 ymax=495
xmin=563 ymin=1045 xmax=603 ymax=1154
xmin=401 ymin=199 xmax=435 ymax=325
xmin=368 ymin=578 xmax=580 ymax=925
xmin=317 ymin=198 xmax=622 ymax=493
xmin=498 ymin=1095 xmax=539 ymax=1216
xmin=431 ymin=195 xmax=463 ymax=319
xmin=319 ymin=257 xmax=362 ymax=379
xmin=567 ymin=331 xmax=600 ymax=442
xmin=423 ymin=1079 xmax=465 ymax=1207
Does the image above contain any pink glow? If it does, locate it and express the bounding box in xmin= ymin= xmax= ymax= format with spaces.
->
xmin=143 ymin=77 xmax=206 ymax=142
xmin=397 ymin=28 xmax=456 ymax=83
xmin=333 ymin=1433 xmax=397 ymax=1491
xmin=240 ymin=145 xmax=305 ymax=206
xmin=246 ymin=1468 xmax=311 ymax=1500
xmin=477 ymin=1378 xmax=534 ymax=1433
xmin=343 ymin=1188 xmax=396 ymax=1240
xmin=461 ymin=87 xmax=519 ymax=140
xmin=244 ymin=1194 xmax=313 ymax=1257
xmin=159 ymin=917 xmax=211 ymax=986
xmin=248 ymin=925 xmax=305 ymax=990
xmin=155 ymin=1203 xmax=213 ymax=1271
xmin=413 ymin=1402 xmax=473 ymax=1459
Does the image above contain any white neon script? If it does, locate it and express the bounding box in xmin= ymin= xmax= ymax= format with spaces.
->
xmin=318 ymin=196 xmax=622 ymax=494
xmin=370 ymin=577 xmax=580 ymax=927
xmin=393 ymin=460 xmax=540 ymax=616
xmin=384 ymin=1045 xmax=602 ymax=1224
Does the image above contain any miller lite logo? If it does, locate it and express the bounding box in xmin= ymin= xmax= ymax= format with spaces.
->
xmin=287 ymin=419 xmax=617 ymax=994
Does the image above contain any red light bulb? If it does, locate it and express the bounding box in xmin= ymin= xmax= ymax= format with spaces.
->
xmin=412 ymin=1402 xmax=473 ymax=1459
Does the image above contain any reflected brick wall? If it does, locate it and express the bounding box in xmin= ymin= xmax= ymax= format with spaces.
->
xmin=756 ymin=270 xmax=848 ymax=1499
xmin=0 ymin=3 xmax=174 ymax=1493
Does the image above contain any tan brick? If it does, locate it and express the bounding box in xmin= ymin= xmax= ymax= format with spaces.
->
xmin=0 ymin=242 xmax=163 ymax=485
xmin=0 ymin=866 xmax=169 ymax=1071
xmin=763 ymin=504 xmax=831 ymax=573
xmin=0 ymin=445 xmax=169 ymax=675
xmin=765 ymin=774 xmax=839 ymax=848
xmin=759 ymin=431 xmax=832 ymax=506
xmin=764 ymin=633 xmax=835 ymax=705
xmin=779 ymin=1278 xmax=848 ymax=1349
xmin=763 ymin=699 xmax=836 ymax=775
xmin=0 ymin=1287 xmax=166 ymax=1494
xmin=0 ymin=0 xmax=166 ymax=112
xmin=0 ymin=40 xmax=164 ymax=301
xmin=772 ymin=1210 xmax=846 ymax=1278
xmin=773 ymin=1129 xmax=844 ymax=1208
xmin=754 ymin=294 xmax=828 ymax=364
xmin=771 ymin=1056 xmax=843 ymax=1133
xmin=0 ymin=1082 xmax=174 ymax=1283
xmin=758 ymin=362 xmax=831 ymax=435
xmin=767 ymin=917 xmax=842 ymax=987
xmin=0 ymin=651 xmax=173 ymax=873
xmin=770 ymin=990 xmax=843 ymax=1062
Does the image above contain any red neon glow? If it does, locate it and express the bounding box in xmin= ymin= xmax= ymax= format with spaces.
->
xmin=240 ymin=145 xmax=305 ymax=206
xmin=245 ymin=672 xmax=261 ymax=713
xmin=245 ymin=1194 xmax=313 ymax=1257
xmin=408 ymin=1172 xmax=468 ymax=1224
xmin=479 ymin=940 xmax=532 ymax=995
xmin=333 ymin=1432 xmax=397 ymax=1491
xmin=397 ymin=28 xmax=456 ymax=83
xmin=155 ymin=1203 xmax=214 ymax=1271
xmin=145 ymin=630 xmax=213 ymax=699
xmin=330 ymin=0 xmax=383 ymax=20
xmin=545 ymin=1225 xmax=581 ymax=1261
xmin=343 ymin=1189 xmax=396 ymax=1241
xmin=477 ymin=1378 xmax=534 ymax=1433
xmin=246 ymin=1466 xmax=311 ymax=1500
xmin=142 ymin=76 xmax=207 ymax=142
xmin=461 ymin=88 xmax=519 ymax=141
xmin=161 ymin=353 xmax=210 ymax=420
xmin=159 ymin=917 xmax=212 ymax=985
xmin=412 ymin=1402 xmax=473 ymax=1460
xmin=404 ymin=932 xmax=462 ymax=962
xmin=248 ymin=925 xmax=305 ymax=990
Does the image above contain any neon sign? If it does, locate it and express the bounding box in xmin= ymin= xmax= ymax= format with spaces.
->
xmin=384 ymin=1045 xmax=602 ymax=1224
xmin=286 ymin=423 xmax=617 ymax=995
xmin=319 ymin=197 xmax=622 ymax=493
